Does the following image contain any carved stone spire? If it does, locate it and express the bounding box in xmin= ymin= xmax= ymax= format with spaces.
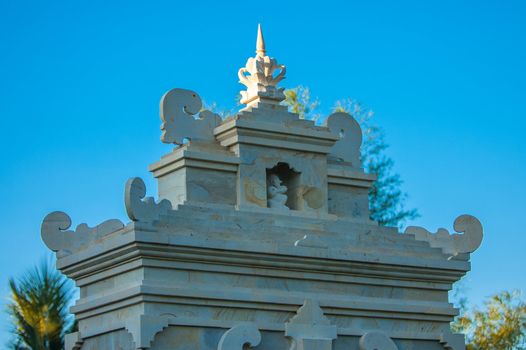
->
xmin=256 ymin=23 xmax=265 ymax=56
xmin=238 ymin=24 xmax=286 ymax=108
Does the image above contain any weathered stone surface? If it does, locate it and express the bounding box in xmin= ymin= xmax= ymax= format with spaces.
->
xmin=440 ymin=329 xmax=466 ymax=350
xmin=125 ymin=314 xmax=172 ymax=349
xmin=149 ymin=142 xmax=239 ymax=207
xmin=65 ymin=331 xmax=83 ymax=350
xmin=79 ymin=330 xmax=133 ymax=350
xmin=285 ymin=299 xmax=337 ymax=350
xmin=359 ymin=331 xmax=398 ymax=350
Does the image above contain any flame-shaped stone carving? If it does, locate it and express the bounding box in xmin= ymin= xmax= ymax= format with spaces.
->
xmin=238 ymin=24 xmax=286 ymax=106
xmin=160 ymin=88 xmax=221 ymax=145
xmin=405 ymin=215 xmax=483 ymax=257
xmin=285 ymin=299 xmax=337 ymax=350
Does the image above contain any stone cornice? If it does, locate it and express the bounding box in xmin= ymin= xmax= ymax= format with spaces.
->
xmin=57 ymin=229 xmax=469 ymax=284
xmin=214 ymin=117 xmax=338 ymax=154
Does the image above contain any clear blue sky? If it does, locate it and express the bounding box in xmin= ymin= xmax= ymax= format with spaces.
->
xmin=1 ymin=0 xmax=525 ymax=345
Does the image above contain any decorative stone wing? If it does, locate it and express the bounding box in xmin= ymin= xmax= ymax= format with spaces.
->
xmin=160 ymin=88 xmax=221 ymax=144
xmin=405 ymin=215 xmax=483 ymax=257
xmin=41 ymin=211 xmax=123 ymax=254
xmin=125 ymin=177 xmax=172 ymax=222
xmin=325 ymin=112 xmax=363 ymax=167
xmin=217 ymin=323 xmax=261 ymax=350
xmin=359 ymin=331 xmax=398 ymax=350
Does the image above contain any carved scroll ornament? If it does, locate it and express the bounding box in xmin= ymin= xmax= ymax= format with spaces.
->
xmin=405 ymin=215 xmax=483 ymax=257
xmin=325 ymin=112 xmax=363 ymax=167
xmin=217 ymin=323 xmax=261 ymax=350
xmin=41 ymin=211 xmax=123 ymax=254
xmin=160 ymin=88 xmax=221 ymax=145
xmin=125 ymin=177 xmax=172 ymax=222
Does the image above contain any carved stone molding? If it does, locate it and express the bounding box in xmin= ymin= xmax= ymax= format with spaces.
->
xmin=41 ymin=211 xmax=123 ymax=255
xmin=217 ymin=323 xmax=261 ymax=350
xmin=125 ymin=177 xmax=172 ymax=222
xmin=440 ymin=329 xmax=466 ymax=350
xmin=64 ymin=331 xmax=83 ymax=350
xmin=325 ymin=112 xmax=363 ymax=167
xmin=359 ymin=331 xmax=398 ymax=350
xmin=285 ymin=299 xmax=337 ymax=350
xmin=405 ymin=215 xmax=483 ymax=257
xmin=160 ymin=88 xmax=221 ymax=145
xmin=125 ymin=314 xmax=172 ymax=349
xmin=294 ymin=234 xmax=329 ymax=249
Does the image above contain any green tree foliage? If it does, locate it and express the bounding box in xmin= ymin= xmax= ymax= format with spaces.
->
xmin=7 ymin=260 xmax=76 ymax=350
xmin=284 ymin=86 xmax=320 ymax=120
xmin=284 ymin=86 xmax=418 ymax=227
xmin=454 ymin=290 xmax=526 ymax=350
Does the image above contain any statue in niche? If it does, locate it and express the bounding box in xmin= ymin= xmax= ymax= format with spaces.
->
xmin=267 ymin=174 xmax=289 ymax=210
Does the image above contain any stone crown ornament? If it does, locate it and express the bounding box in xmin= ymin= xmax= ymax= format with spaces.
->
xmin=238 ymin=24 xmax=286 ymax=106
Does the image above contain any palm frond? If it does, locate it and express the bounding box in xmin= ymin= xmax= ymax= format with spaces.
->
xmin=6 ymin=258 xmax=76 ymax=350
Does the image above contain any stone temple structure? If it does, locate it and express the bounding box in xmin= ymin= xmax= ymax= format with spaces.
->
xmin=42 ymin=25 xmax=483 ymax=350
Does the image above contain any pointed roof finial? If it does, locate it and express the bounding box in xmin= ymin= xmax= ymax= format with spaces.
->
xmin=238 ymin=24 xmax=286 ymax=108
xmin=256 ymin=23 xmax=266 ymax=56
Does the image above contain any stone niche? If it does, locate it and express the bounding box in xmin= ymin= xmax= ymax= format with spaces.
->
xmin=266 ymin=162 xmax=302 ymax=210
